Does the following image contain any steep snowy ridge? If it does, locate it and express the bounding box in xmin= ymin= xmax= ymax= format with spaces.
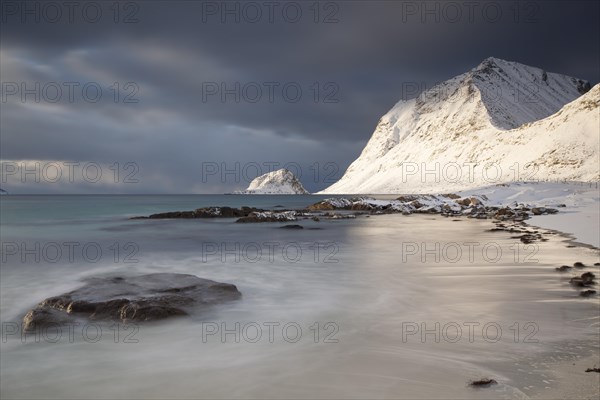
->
xmin=235 ymin=169 xmax=309 ymax=194
xmin=471 ymin=57 xmax=590 ymax=129
xmin=321 ymin=58 xmax=597 ymax=194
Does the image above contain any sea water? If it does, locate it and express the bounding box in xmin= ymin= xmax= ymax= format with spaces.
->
xmin=1 ymin=195 xmax=598 ymax=399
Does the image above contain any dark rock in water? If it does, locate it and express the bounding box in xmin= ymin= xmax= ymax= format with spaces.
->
xmin=469 ymin=378 xmax=497 ymax=387
xmin=574 ymin=262 xmax=585 ymax=268
xmin=586 ymin=367 xmax=600 ymax=373
xmin=131 ymin=207 xmax=264 ymax=220
xmin=570 ymin=272 xmax=595 ymax=287
xmin=594 ymin=263 xmax=600 ymax=266
xmin=581 ymin=272 xmax=595 ymax=281
xmin=555 ymin=265 xmax=573 ymax=272
xmin=23 ymin=308 xmax=72 ymax=330
xmin=569 ymin=278 xmax=587 ymax=287
xmin=516 ymin=233 xmax=541 ymax=244
xmin=279 ymin=224 xmax=304 ymax=230
xmin=22 ymin=273 xmax=241 ymax=332
xmin=580 ymin=290 xmax=597 ymax=298
xmin=196 ymin=207 xmax=248 ymax=218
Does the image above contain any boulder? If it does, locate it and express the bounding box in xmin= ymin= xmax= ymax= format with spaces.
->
xmin=22 ymin=274 xmax=241 ymax=332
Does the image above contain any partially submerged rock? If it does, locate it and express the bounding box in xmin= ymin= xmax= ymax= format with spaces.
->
xmin=279 ymin=224 xmax=304 ymax=229
xmin=131 ymin=206 xmax=263 ymax=220
xmin=556 ymin=265 xmax=573 ymax=272
xmin=570 ymin=272 xmax=596 ymax=287
xmin=469 ymin=378 xmax=497 ymax=387
xmin=23 ymin=273 xmax=241 ymax=332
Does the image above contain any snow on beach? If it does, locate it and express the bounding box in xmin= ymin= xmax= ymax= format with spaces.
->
xmin=317 ymin=181 xmax=600 ymax=248
xmin=470 ymin=182 xmax=600 ymax=248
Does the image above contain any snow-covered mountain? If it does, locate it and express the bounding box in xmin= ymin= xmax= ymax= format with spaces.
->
xmin=235 ymin=169 xmax=309 ymax=194
xmin=320 ymin=57 xmax=598 ymax=194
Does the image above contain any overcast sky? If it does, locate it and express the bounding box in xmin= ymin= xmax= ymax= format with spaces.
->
xmin=1 ymin=0 xmax=598 ymax=193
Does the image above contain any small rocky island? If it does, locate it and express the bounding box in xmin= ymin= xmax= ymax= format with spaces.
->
xmin=233 ymin=168 xmax=309 ymax=194
xmin=22 ymin=273 xmax=241 ymax=332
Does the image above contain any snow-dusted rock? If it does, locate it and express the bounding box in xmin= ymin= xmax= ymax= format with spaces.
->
xmin=320 ymin=58 xmax=598 ymax=194
xmin=236 ymin=211 xmax=298 ymax=223
xmin=236 ymin=169 xmax=309 ymax=194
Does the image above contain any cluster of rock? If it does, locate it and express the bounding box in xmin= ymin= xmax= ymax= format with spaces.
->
xmin=130 ymin=194 xmax=563 ymax=225
xmin=307 ymin=196 xmax=559 ymax=221
xmin=555 ymin=262 xmax=599 ymax=298
xmin=22 ymin=273 xmax=241 ymax=332
xmin=487 ymin=221 xmax=550 ymax=244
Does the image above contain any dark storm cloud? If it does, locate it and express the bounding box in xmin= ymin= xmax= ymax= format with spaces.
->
xmin=1 ymin=0 xmax=598 ymax=193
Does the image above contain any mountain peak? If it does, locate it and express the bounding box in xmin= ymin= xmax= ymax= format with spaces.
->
xmin=466 ymin=57 xmax=589 ymax=129
xmin=320 ymin=60 xmax=597 ymax=194
xmin=472 ymin=56 xmax=510 ymax=75
xmin=477 ymin=56 xmax=504 ymax=66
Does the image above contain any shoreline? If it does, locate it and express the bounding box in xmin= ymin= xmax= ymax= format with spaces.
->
xmin=475 ymin=217 xmax=599 ymax=399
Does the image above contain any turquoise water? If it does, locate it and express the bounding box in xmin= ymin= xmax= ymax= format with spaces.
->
xmin=0 ymin=194 xmax=328 ymax=224
xmin=1 ymin=195 xmax=599 ymax=399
